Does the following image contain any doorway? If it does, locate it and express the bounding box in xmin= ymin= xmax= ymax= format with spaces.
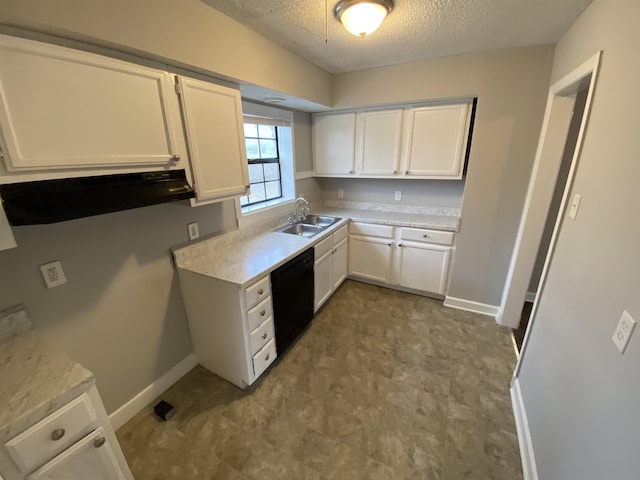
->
xmin=499 ymin=52 xmax=601 ymax=360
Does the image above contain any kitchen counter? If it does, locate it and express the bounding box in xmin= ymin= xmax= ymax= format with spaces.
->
xmin=0 ymin=305 xmax=94 ymax=444
xmin=172 ymin=201 xmax=460 ymax=287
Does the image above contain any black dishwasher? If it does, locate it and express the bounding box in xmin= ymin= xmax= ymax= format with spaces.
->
xmin=271 ymin=247 xmax=315 ymax=354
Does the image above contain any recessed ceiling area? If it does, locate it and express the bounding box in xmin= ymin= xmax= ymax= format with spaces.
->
xmin=200 ymin=0 xmax=593 ymax=74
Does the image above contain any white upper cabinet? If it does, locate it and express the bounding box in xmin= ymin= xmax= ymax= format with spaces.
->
xmin=0 ymin=34 xmax=184 ymax=179
xmin=312 ymin=102 xmax=472 ymax=179
xmin=313 ymin=112 xmax=356 ymax=176
xmin=176 ymin=77 xmax=249 ymax=204
xmin=401 ymin=103 xmax=470 ymax=179
xmin=357 ymin=109 xmax=403 ymax=176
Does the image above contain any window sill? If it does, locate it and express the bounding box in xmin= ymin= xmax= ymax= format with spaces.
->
xmin=235 ymin=197 xmax=295 ymax=229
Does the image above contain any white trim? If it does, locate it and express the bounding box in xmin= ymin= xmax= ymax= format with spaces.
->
xmin=511 ymin=378 xmax=538 ymax=480
xmin=525 ymin=291 xmax=537 ymax=303
xmin=443 ymin=296 xmax=501 ymax=320
xmin=108 ymin=353 xmax=197 ymax=430
xmin=295 ymin=170 xmax=314 ymax=180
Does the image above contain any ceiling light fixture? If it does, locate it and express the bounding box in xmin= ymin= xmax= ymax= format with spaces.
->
xmin=334 ymin=0 xmax=394 ymax=39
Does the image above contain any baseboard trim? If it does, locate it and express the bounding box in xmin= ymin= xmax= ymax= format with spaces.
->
xmin=525 ymin=291 xmax=537 ymax=303
xmin=109 ymin=353 xmax=198 ymax=430
xmin=443 ymin=296 xmax=501 ymax=321
xmin=511 ymin=378 xmax=538 ymax=480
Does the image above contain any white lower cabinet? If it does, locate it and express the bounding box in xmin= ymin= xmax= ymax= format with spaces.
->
xmin=176 ymin=271 xmax=276 ymax=388
xmin=347 ymin=222 xmax=455 ymax=296
xmin=314 ymin=225 xmax=348 ymax=311
xmin=3 ymin=386 xmax=132 ymax=480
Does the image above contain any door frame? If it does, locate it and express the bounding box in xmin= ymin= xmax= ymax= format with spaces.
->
xmin=500 ymin=52 xmax=601 ymax=373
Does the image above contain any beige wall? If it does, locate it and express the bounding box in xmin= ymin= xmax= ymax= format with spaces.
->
xmin=0 ymin=0 xmax=331 ymax=106
xmin=333 ymin=46 xmax=555 ymax=306
xmin=518 ymin=0 xmax=640 ymax=477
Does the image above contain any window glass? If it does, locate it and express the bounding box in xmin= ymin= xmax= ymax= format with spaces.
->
xmin=240 ymin=122 xmax=283 ymax=208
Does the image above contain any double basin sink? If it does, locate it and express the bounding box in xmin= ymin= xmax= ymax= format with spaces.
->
xmin=275 ymin=215 xmax=341 ymax=238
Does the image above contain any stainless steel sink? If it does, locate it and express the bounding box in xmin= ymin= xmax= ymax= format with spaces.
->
xmin=279 ymin=224 xmax=324 ymax=237
xmin=302 ymin=215 xmax=341 ymax=228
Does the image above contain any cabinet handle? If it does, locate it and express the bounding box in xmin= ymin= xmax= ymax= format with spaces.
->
xmin=262 ymin=333 xmax=268 ymax=340
xmin=398 ymin=243 xmax=403 ymax=247
xmin=265 ymin=354 xmax=270 ymax=361
xmin=423 ymin=234 xmax=430 ymax=239
xmin=51 ymin=428 xmax=65 ymax=441
xmin=393 ymin=169 xmax=398 ymax=174
xmin=405 ymin=170 xmax=409 ymax=175
xmin=387 ymin=243 xmax=392 ymax=247
xmin=93 ymin=436 xmax=106 ymax=449
xmin=260 ymin=310 xmax=266 ymax=317
xmin=171 ymin=154 xmax=181 ymax=163
xmin=349 ymin=170 xmax=354 ymax=174
xmin=258 ymin=288 xmax=264 ymax=295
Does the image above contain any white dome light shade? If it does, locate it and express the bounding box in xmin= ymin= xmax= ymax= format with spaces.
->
xmin=335 ymin=0 xmax=394 ymax=38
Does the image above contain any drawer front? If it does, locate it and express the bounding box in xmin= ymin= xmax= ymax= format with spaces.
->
xmin=314 ymin=235 xmax=333 ymax=259
xmin=400 ymin=227 xmax=454 ymax=246
xmin=249 ymin=317 xmax=275 ymax=355
xmin=332 ymin=224 xmax=348 ymax=244
xmin=349 ymin=222 xmax=394 ymax=239
xmin=247 ymin=297 xmax=273 ymax=332
xmin=245 ymin=276 xmax=271 ymax=309
xmin=253 ymin=339 xmax=277 ymax=378
xmin=5 ymin=393 xmax=97 ymax=473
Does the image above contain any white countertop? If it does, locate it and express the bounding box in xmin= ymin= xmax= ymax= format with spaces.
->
xmin=172 ymin=201 xmax=460 ymax=288
xmin=0 ymin=306 xmax=94 ymax=443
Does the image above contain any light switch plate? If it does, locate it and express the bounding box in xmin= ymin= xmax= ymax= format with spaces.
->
xmin=187 ymin=222 xmax=199 ymax=240
xmin=568 ymin=193 xmax=582 ymax=220
xmin=612 ymin=310 xmax=636 ymax=353
xmin=40 ymin=261 xmax=67 ymax=288
xmin=395 ymin=191 xmax=402 ymax=201
xmin=337 ymin=189 xmax=344 ymax=198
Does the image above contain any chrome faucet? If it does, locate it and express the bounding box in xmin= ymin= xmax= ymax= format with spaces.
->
xmin=288 ymin=197 xmax=310 ymax=224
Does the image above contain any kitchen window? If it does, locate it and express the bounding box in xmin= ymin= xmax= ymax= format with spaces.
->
xmin=236 ymin=102 xmax=296 ymax=226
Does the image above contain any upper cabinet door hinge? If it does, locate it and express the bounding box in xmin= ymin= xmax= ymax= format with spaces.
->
xmin=174 ymin=76 xmax=182 ymax=97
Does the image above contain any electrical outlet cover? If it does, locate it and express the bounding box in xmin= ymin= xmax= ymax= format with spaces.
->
xmin=187 ymin=222 xmax=199 ymax=240
xmin=40 ymin=261 xmax=67 ymax=288
xmin=612 ymin=310 xmax=636 ymax=353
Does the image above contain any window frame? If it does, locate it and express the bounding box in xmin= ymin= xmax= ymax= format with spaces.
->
xmin=239 ymin=123 xmax=283 ymax=208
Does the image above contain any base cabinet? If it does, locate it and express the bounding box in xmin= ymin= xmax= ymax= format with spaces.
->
xmin=347 ymin=222 xmax=455 ymax=296
xmin=314 ymin=225 xmax=348 ymax=311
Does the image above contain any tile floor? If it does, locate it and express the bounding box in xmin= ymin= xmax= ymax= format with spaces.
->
xmin=117 ymin=280 xmax=523 ymax=479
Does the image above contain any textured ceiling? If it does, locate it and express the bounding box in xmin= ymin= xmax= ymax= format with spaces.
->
xmin=201 ymin=0 xmax=593 ymax=74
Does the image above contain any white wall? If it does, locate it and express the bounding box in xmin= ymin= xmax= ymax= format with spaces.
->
xmin=332 ymin=46 xmax=555 ymax=307
xmin=517 ymin=0 xmax=640 ymax=477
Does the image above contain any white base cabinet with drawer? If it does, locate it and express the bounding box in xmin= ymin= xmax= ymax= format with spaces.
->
xmin=314 ymin=225 xmax=348 ymax=311
xmin=2 ymin=385 xmax=132 ymax=480
xmin=347 ymin=222 xmax=455 ymax=297
xmin=175 ymin=271 xmax=276 ymax=388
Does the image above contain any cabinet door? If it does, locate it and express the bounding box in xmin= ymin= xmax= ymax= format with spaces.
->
xmin=27 ymin=428 xmax=127 ymax=480
xmin=396 ymin=241 xmax=450 ymax=294
xmin=332 ymin=237 xmax=348 ymax=290
xmin=314 ymin=250 xmax=333 ymax=311
xmin=357 ymin=110 xmax=403 ymax=175
xmin=401 ymin=104 xmax=470 ymax=178
xmin=313 ymin=113 xmax=356 ymax=176
xmin=0 ymin=34 xmax=183 ymax=173
xmin=177 ymin=77 xmax=249 ymax=203
xmin=348 ymin=236 xmax=393 ymax=284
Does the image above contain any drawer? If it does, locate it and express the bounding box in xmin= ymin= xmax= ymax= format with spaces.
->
xmin=253 ymin=339 xmax=277 ymax=378
xmin=247 ymin=296 xmax=273 ymax=332
xmin=349 ymin=222 xmax=394 ymax=239
xmin=315 ymin=235 xmax=332 ymax=259
xmin=5 ymin=393 xmax=97 ymax=473
xmin=400 ymin=227 xmax=455 ymax=246
xmin=249 ymin=317 xmax=275 ymax=355
xmin=333 ymin=224 xmax=348 ymax=244
xmin=245 ymin=276 xmax=271 ymax=309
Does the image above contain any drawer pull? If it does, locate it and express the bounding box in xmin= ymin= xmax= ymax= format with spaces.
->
xmin=93 ymin=436 xmax=106 ymax=449
xmin=405 ymin=170 xmax=409 ymax=175
xmin=398 ymin=244 xmax=402 ymax=247
xmin=423 ymin=234 xmax=430 ymax=238
xmin=265 ymin=354 xmax=270 ymax=361
xmin=260 ymin=310 xmax=266 ymax=317
xmin=262 ymin=333 xmax=268 ymax=340
xmin=258 ymin=288 xmax=264 ymax=295
xmin=51 ymin=428 xmax=65 ymax=441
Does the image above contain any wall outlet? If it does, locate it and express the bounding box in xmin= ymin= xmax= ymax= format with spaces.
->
xmin=612 ymin=310 xmax=636 ymax=353
xmin=40 ymin=261 xmax=67 ymax=288
xmin=337 ymin=189 xmax=344 ymax=198
xmin=187 ymin=222 xmax=199 ymax=240
xmin=394 ymin=191 xmax=402 ymax=201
